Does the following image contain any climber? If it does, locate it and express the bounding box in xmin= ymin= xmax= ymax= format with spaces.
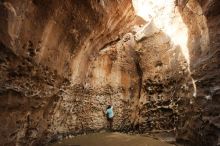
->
xmin=105 ymin=98 xmax=114 ymax=131
xmin=105 ymin=105 xmax=114 ymax=130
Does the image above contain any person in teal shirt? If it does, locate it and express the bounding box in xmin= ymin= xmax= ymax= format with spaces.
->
xmin=105 ymin=105 xmax=114 ymax=130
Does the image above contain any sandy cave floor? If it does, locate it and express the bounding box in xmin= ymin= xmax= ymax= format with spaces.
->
xmin=49 ymin=132 xmax=175 ymax=146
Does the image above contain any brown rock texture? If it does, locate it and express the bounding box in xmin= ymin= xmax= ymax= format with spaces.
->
xmin=176 ymin=0 xmax=220 ymax=145
xmin=0 ymin=0 xmax=219 ymax=146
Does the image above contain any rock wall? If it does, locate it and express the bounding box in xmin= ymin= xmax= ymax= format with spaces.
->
xmin=0 ymin=0 xmax=219 ymax=146
xmin=0 ymin=0 xmax=138 ymax=145
xmin=176 ymin=0 xmax=220 ymax=145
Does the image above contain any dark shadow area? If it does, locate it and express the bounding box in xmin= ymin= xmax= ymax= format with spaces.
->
xmin=176 ymin=1 xmax=220 ymax=145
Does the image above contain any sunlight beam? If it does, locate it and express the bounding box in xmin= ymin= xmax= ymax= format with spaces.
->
xmin=132 ymin=0 xmax=197 ymax=97
xmin=132 ymin=0 xmax=190 ymax=64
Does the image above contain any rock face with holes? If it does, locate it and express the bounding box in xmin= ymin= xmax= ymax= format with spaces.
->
xmin=175 ymin=1 xmax=220 ymax=145
xmin=0 ymin=0 xmax=219 ymax=146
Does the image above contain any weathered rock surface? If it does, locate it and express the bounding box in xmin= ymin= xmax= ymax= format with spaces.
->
xmin=0 ymin=0 xmax=219 ymax=146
